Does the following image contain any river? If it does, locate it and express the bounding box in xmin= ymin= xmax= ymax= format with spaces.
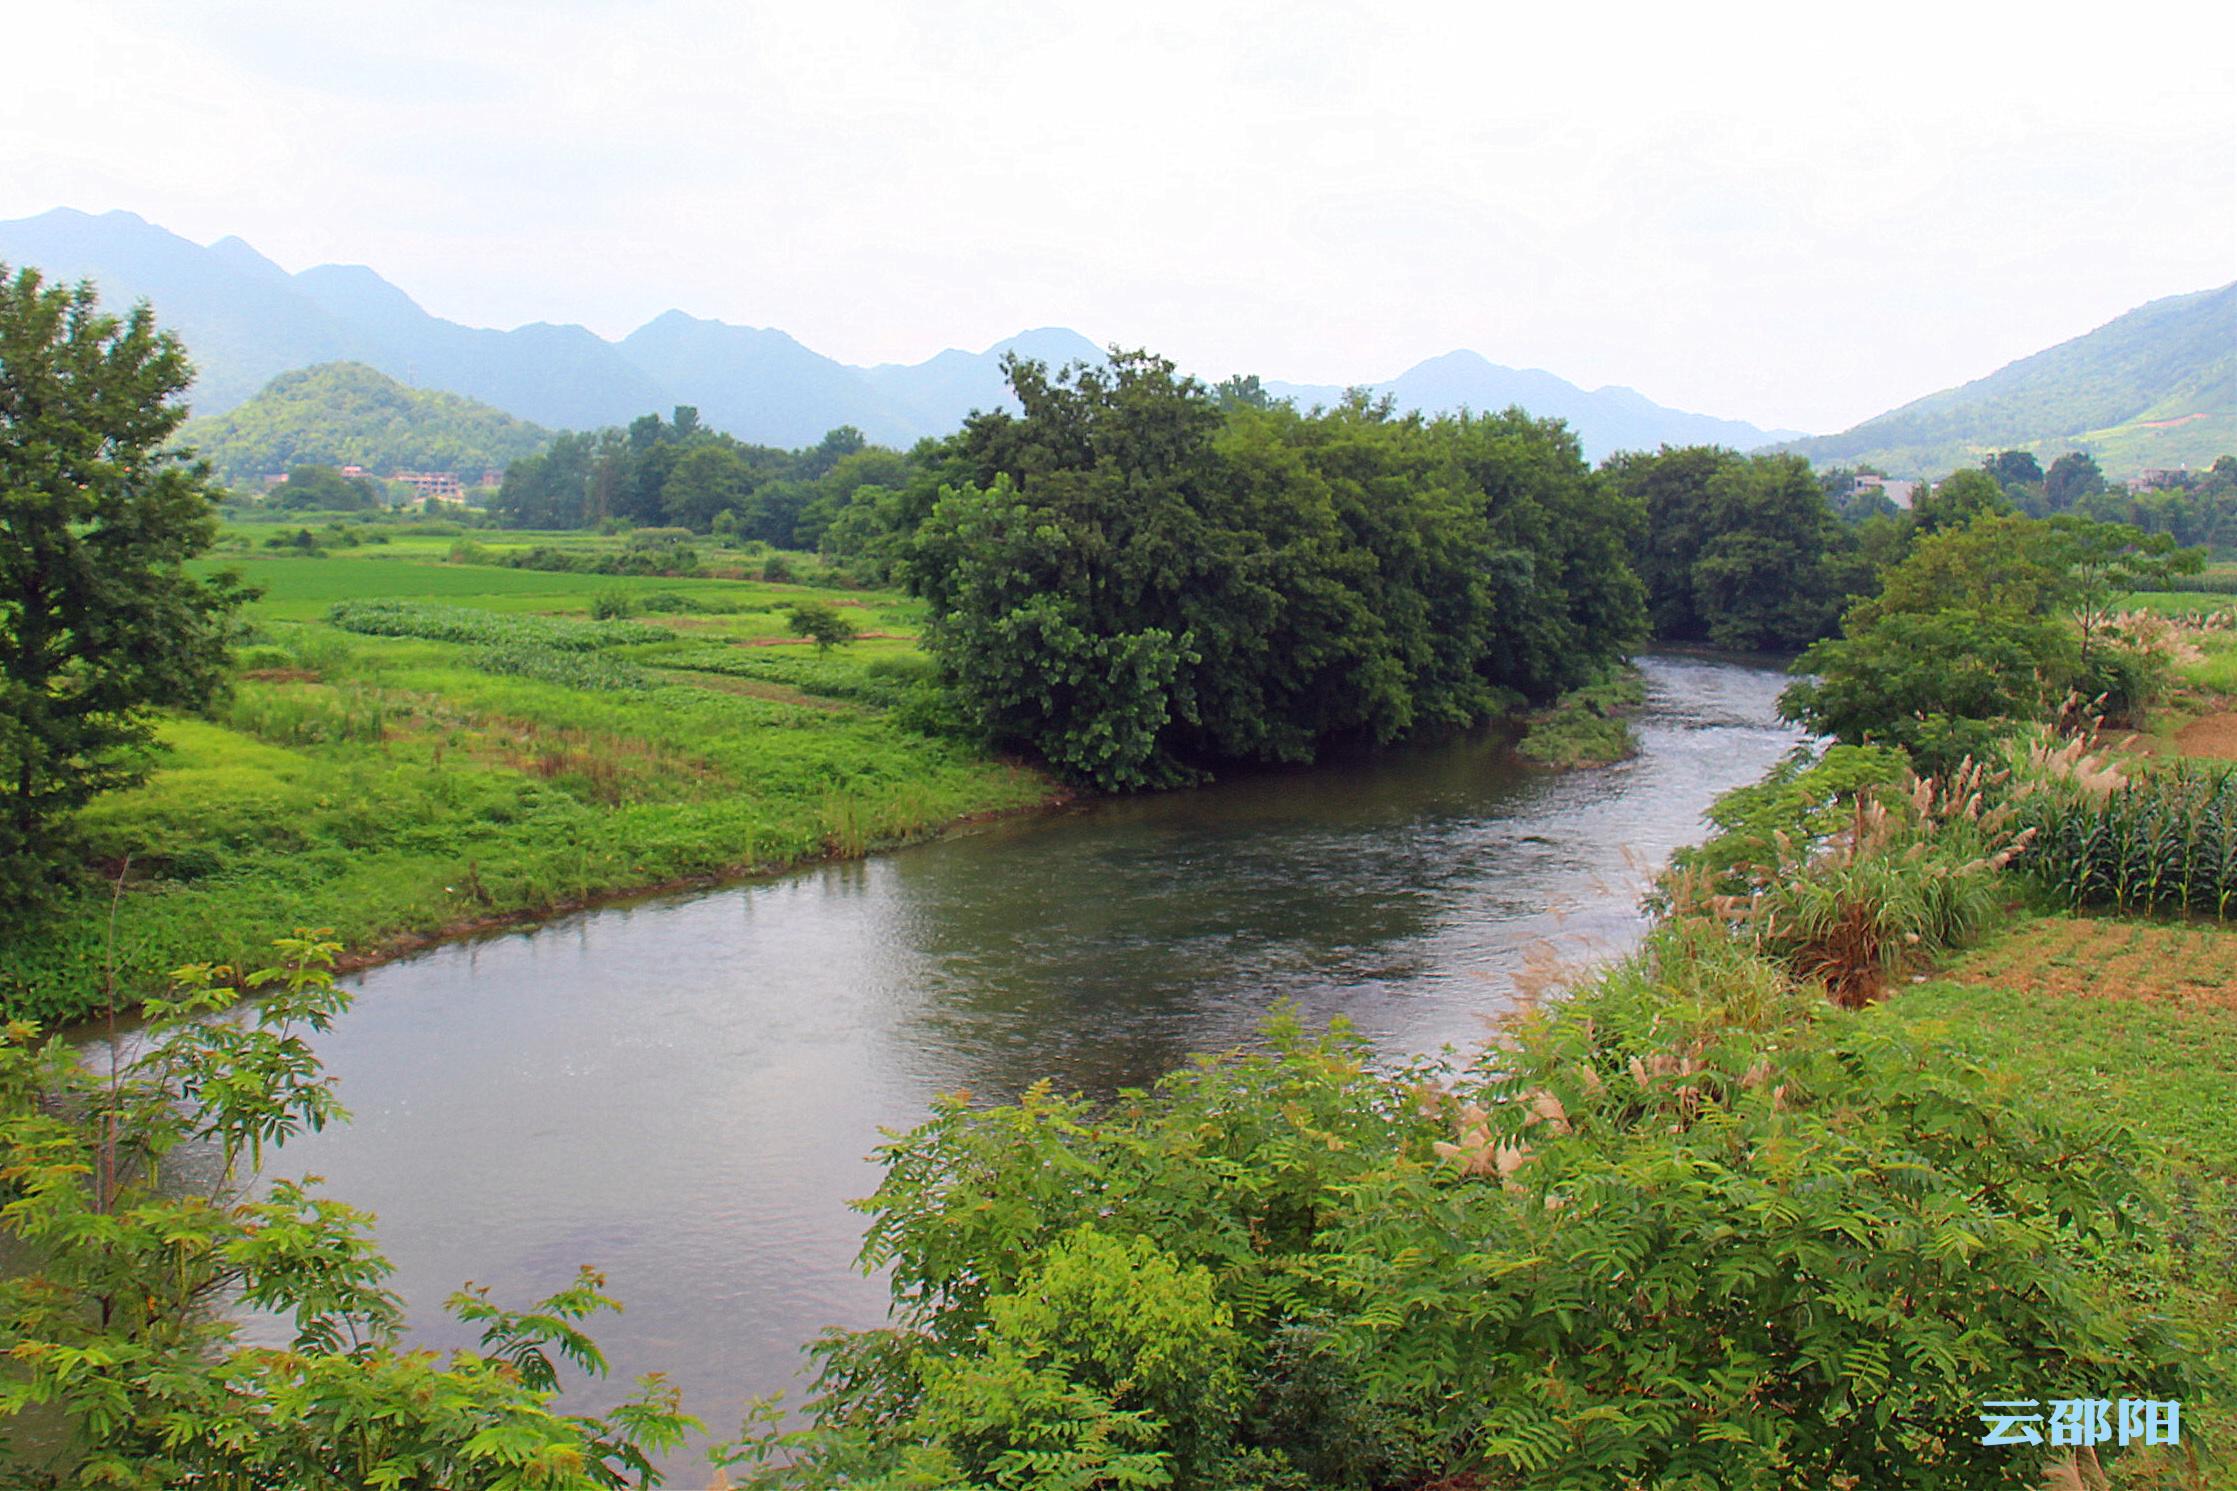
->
xmin=223 ymin=651 xmax=1800 ymax=1455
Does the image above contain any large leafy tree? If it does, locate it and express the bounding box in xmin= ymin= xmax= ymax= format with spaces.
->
xmin=1605 ymin=443 xmax=1734 ymax=639
xmin=1610 ymin=447 xmax=1860 ymax=650
xmin=910 ymin=353 xmax=1642 ymax=790
xmin=0 ymin=267 xmax=246 ymax=911
xmin=1781 ymin=512 xmax=2201 ymax=770
xmin=1689 ymin=453 xmax=1858 ymax=650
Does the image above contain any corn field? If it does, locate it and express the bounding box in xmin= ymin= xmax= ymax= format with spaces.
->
xmin=2018 ymin=762 xmax=2237 ymax=918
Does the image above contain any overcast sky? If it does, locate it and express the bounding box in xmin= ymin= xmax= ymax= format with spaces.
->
xmin=6 ymin=0 xmax=2233 ymax=433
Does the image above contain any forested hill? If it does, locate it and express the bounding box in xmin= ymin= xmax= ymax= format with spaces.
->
xmin=1782 ymin=282 xmax=2236 ymax=479
xmin=0 ymin=207 xmax=1797 ymax=459
xmin=179 ymin=363 xmax=551 ymax=487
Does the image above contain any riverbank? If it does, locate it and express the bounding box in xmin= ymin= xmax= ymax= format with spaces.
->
xmin=0 ymin=546 xmax=1061 ymax=1023
xmin=2 ymin=538 xmax=1657 ymax=1026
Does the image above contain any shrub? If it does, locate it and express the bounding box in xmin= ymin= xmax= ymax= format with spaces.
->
xmin=1710 ymin=760 xmax=2027 ymax=1005
xmin=786 ymin=600 xmax=858 ymax=653
xmin=589 ymin=588 xmax=637 ymax=620
xmin=0 ymin=940 xmax=693 ymax=1485
xmin=723 ymin=959 xmax=2204 ymax=1488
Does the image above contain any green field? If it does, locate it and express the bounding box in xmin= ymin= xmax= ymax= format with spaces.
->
xmin=2 ymin=535 xmax=1052 ymax=1023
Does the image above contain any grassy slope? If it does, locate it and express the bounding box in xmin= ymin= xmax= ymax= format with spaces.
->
xmin=0 ymin=539 xmax=1052 ymax=1022
xmin=1782 ymin=282 xmax=2235 ymax=478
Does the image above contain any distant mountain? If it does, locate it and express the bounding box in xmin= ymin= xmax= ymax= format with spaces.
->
xmin=0 ymin=207 xmax=1797 ymax=458
xmin=1266 ymin=352 xmax=1804 ymax=464
xmin=1782 ymin=283 xmax=2236 ymax=479
xmin=179 ymin=363 xmax=551 ymax=487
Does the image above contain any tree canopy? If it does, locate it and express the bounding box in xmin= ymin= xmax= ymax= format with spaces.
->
xmin=0 ymin=266 xmax=247 ymax=912
xmin=907 ymin=352 xmax=1644 ymax=789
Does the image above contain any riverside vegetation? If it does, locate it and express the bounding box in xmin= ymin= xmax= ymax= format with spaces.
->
xmin=6 ymin=271 xmax=2237 ymax=1488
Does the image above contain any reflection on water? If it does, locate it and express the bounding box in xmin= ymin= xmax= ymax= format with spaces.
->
xmin=116 ymin=653 xmax=1805 ymax=1450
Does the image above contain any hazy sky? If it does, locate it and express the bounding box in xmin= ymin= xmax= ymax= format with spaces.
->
xmin=7 ymin=0 xmax=2233 ymax=433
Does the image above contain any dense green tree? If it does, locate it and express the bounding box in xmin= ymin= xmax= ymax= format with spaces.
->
xmin=274 ymin=461 xmax=380 ymax=511
xmin=2043 ymin=449 xmax=2107 ymax=509
xmin=1611 ymin=447 xmax=1860 ymax=650
xmin=0 ymin=267 xmax=248 ymax=913
xmin=1907 ymin=466 xmax=2009 ymax=535
xmin=661 ymin=442 xmax=753 ymax=530
xmin=910 ymin=352 xmax=1642 ymax=790
xmin=1689 ymin=454 xmax=1858 ymax=650
xmin=1984 ymin=448 xmax=2044 ymax=491
xmin=1783 ymin=512 xmax=2201 ymax=769
xmin=1605 ymin=444 xmax=1733 ymax=639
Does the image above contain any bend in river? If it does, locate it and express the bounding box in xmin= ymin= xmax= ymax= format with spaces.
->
xmin=131 ymin=652 xmax=1807 ymax=1452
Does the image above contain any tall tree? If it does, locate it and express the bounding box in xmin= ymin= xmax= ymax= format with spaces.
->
xmin=0 ymin=268 xmax=246 ymax=911
xmin=2044 ymin=450 xmax=2107 ymax=510
xmin=1984 ymin=449 xmax=2044 ymax=491
xmin=1605 ymin=444 xmax=1738 ymax=640
xmin=1908 ymin=467 xmax=2009 ymax=535
xmin=1689 ymin=454 xmax=1854 ymax=651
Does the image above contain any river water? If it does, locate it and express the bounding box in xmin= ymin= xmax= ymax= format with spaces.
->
xmin=224 ymin=651 xmax=1800 ymax=1449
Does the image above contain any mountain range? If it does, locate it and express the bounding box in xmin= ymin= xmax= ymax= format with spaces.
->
xmin=1780 ymin=282 xmax=2236 ymax=478
xmin=0 ymin=208 xmax=1802 ymax=459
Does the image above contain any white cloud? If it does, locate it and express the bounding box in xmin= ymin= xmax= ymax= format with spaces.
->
xmin=3 ymin=0 xmax=2232 ymax=432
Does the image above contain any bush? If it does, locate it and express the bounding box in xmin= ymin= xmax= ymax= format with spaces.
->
xmin=1700 ymin=759 xmax=2027 ymax=1005
xmin=589 ymin=588 xmax=637 ymax=620
xmin=725 ymin=955 xmax=2203 ymax=1488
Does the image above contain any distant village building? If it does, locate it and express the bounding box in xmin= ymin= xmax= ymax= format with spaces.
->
xmin=2126 ymin=466 xmax=2189 ymax=493
xmin=390 ymin=470 xmax=467 ymax=505
xmin=478 ymin=468 xmax=504 ymax=489
xmin=339 ymin=465 xmax=372 ymax=480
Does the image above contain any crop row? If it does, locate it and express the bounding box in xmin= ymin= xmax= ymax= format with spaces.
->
xmin=326 ymin=600 xmax=670 ymax=650
xmin=2017 ymin=763 xmax=2237 ymax=917
xmin=470 ymin=643 xmax=655 ymax=692
xmin=655 ymin=645 xmax=930 ymax=708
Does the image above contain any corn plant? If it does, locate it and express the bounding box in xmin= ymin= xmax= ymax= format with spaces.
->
xmin=2017 ymin=758 xmax=2237 ymax=918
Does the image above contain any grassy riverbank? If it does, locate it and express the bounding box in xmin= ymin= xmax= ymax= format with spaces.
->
xmin=0 ymin=538 xmax=1056 ymax=1022
xmin=1516 ymin=662 xmax=1645 ymax=767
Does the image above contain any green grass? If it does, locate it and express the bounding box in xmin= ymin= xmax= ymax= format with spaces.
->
xmin=1890 ymin=921 xmax=2237 ymax=1477
xmin=1516 ymin=665 xmax=1644 ymax=768
xmin=2 ymin=551 xmax=1049 ymax=1023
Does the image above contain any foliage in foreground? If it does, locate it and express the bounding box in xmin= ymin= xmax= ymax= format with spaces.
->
xmin=726 ymin=937 xmax=2204 ymax=1489
xmin=0 ymin=938 xmax=692 ymax=1488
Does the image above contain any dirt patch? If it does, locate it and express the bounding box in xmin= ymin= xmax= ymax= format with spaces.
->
xmin=1949 ymin=916 xmax=2237 ymax=1009
xmin=2174 ymin=711 xmax=2237 ymax=760
xmin=239 ymin=667 xmax=324 ymax=683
